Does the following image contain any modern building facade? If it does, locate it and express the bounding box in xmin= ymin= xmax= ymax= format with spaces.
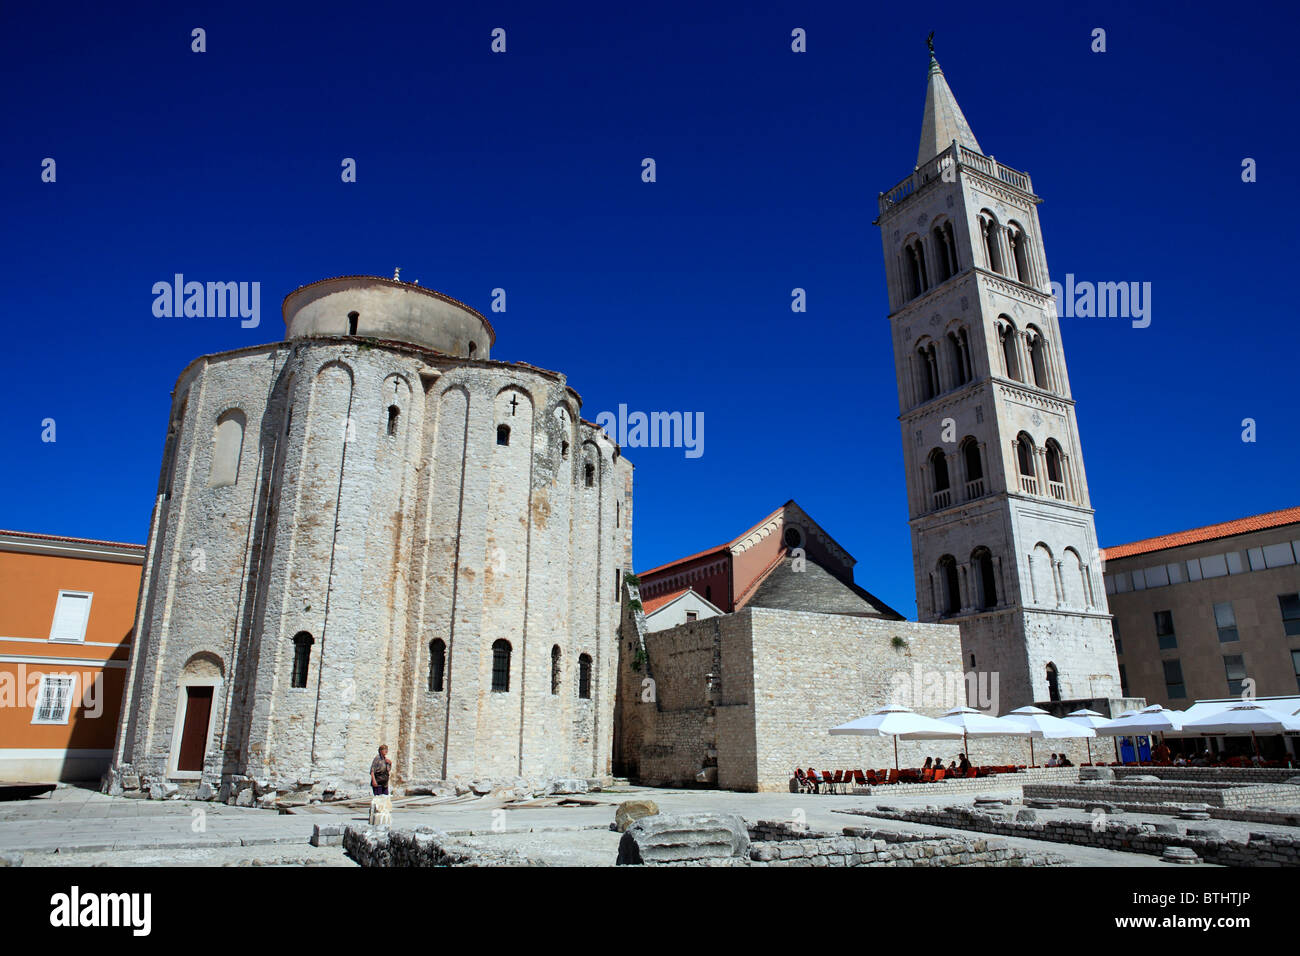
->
xmin=109 ymin=275 xmax=633 ymax=798
xmin=0 ymin=530 xmax=143 ymax=783
xmin=874 ymin=45 xmax=1122 ymax=708
xmin=1103 ymin=506 xmax=1300 ymax=709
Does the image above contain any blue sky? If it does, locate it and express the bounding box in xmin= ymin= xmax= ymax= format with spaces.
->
xmin=2 ymin=1 xmax=1297 ymax=616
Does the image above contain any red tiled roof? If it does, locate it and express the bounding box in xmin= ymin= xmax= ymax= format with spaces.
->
xmin=1102 ymin=506 xmax=1300 ymax=561
xmin=642 ymin=588 xmax=691 ymax=615
xmin=637 ymin=501 xmax=793 ymax=579
xmin=0 ymin=529 xmax=145 ymax=551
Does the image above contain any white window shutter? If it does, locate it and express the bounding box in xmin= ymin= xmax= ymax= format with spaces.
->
xmin=50 ymin=592 xmax=92 ymax=642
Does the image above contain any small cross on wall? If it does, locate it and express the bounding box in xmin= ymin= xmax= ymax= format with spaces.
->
xmin=508 ymin=395 xmax=520 ymax=416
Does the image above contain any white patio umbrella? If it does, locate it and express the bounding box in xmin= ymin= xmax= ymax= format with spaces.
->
xmin=830 ymin=705 xmax=964 ymax=770
xmin=1096 ymin=705 xmax=1187 ymax=763
xmin=1063 ymin=708 xmax=1111 ymax=765
xmin=1180 ymin=702 xmax=1300 ymax=758
xmin=1002 ymin=705 xmax=1096 ymax=767
xmin=937 ymin=706 xmax=1030 ymax=765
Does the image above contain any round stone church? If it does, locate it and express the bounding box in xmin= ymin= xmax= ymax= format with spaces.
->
xmin=109 ymin=275 xmax=633 ymax=799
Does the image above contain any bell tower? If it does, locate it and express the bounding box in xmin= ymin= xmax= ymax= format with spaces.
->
xmin=874 ymin=39 xmax=1122 ymax=709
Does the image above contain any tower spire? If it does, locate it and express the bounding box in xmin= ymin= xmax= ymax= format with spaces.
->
xmin=916 ymin=33 xmax=982 ymax=167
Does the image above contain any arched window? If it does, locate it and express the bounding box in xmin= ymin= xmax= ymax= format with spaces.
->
xmin=1008 ymin=221 xmax=1032 ymax=285
xmin=468 ymin=341 xmax=477 ymax=358
xmin=929 ymin=448 xmax=951 ymax=509
xmin=497 ymin=424 xmax=510 ymax=446
xmin=1045 ymin=440 xmax=1066 ymax=499
xmin=428 ymin=638 xmax=445 ymax=692
xmin=947 ymin=326 xmax=972 ymax=386
xmin=1046 ymin=662 xmax=1061 ymax=702
xmin=938 ymin=555 xmax=960 ymax=616
xmin=930 ymin=221 xmax=958 ymax=283
xmin=291 ymin=632 xmax=313 ymax=688
xmin=387 ymin=405 xmax=400 ymax=437
xmin=915 ymin=340 xmax=940 ymax=402
xmin=561 ymin=440 xmax=569 ymax=459
xmin=1015 ymin=432 xmax=1037 ymax=494
xmin=961 ymin=437 xmax=984 ymax=498
xmin=491 ymin=639 xmax=511 ymax=692
xmin=972 ymin=547 xmax=997 ymax=610
xmin=347 ymin=311 xmax=359 ymax=335
xmin=578 ymin=653 xmax=592 ymax=699
xmin=999 ymin=320 xmax=1022 ymax=382
xmin=209 ymin=409 xmax=246 ymax=488
xmin=1027 ymin=327 xmax=1050 ymax=389
xmin=979 ymin=211 xmax=1003 ymax=274
xmin=902 ymin=238 xmax=929 ymax=300
xmin=551 ymin=645 xmax=561 ymax=695
xmin=584 ymin=462 xmax=595 ymax=487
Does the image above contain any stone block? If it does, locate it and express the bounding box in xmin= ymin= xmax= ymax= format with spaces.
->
xmin=1162 ymin=846 xmax=1200 ymax=864
xmin=1079 ymin=767 xmax=1115 ymax=782
xmin=616 ymin=813 xmax=749 ymax=865
xmin=196 ymin=781 xmax=216 ymax=802
xmin=1015 ymin=809 xmax=1037 ymax=822
xmin=311 ymin=824 xmax=345 ymax=847
xmin=613 ymin=799 xmax=660 ymax=833
xmin=235 ymin=788 xmax=254 ymax=807
xmin=545 ymin=777 xmax=588 ymax=796
xmin=122 ymin=774 xmax=140 ymax=791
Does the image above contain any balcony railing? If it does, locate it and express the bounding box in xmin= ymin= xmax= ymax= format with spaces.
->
xmin=878 ymin=142 xmax=1033 ymax=215
xmin=964 ymin=478 xmax=984 ymax=499
xmin=1020 ymin=475 xmax=1039 ymax=495
xmin=1048 ymin=480 xmax=1067 ymax=501
xmin=932 ymin=488 xmax=952 ymax=510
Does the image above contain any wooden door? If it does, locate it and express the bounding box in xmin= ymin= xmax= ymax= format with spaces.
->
xmin=177 ymin=686 xmax=213 ymax=772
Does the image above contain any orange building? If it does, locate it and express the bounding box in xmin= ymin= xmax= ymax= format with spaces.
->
xmin=0 ymin=530 xmax=143 ymax=783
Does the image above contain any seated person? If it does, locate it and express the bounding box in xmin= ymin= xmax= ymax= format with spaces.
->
xmin=807 ymin=767 xmax=823 ymax=793
xmin=1058 ymin=753 xmax=1073 ymax=767
xmin=1046 ymin=753 xmax=1059 ymax=767
xmin=1173 ymin=754 xmax=1187 ymax=766
xmin=922 ymin=757 xmax=933 ymax=770
xmin=947 ymin=760 xmax=958 ymax=772
xmin=957 ymin=753 xmax=972 ymax=774
xmin=794 ymin=768 xmax=811 ymax=792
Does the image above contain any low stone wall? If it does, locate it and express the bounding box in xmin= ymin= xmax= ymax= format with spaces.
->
xmin=343 ymin=825 xmax=542 ymax=867
xmin=853 ymin=806 xmax=1300 ymax=866
xmin=844 ymin=766 xmax=1080 ymax=797
xmin=1112 ymin=766 xmax=1300 ymax=785
xmin=1023 ymin=781 xmax=1299 ymax=809
xmin=745 ymin=820 xmax=1063 ymax=867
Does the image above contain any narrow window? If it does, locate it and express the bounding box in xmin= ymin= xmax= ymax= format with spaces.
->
xmin=686 ymin=611 xmax=698 ymax=622
xmin=705 ymin=585 xmax=712 ymax=601
xmin=1154 ymin=610 xmax=1177 ymax=650
xmin=291 ymin=632 xmax=314 ymax=688
xmin=497 ymin=424 xmax=510 ymax=446
xmin=578 ymin=653 xmax=592 ymax=699
xmin=1001 ymin=324 xmax=1022 ymax=381
xmin=428 ymin=638 xmax=446 ymax=692
xmin=468 ymin=341 xmax=477 ymax=358
xmin=929 ymin=448 xmax=950 ymax=510
xmin=973 ymin=548 xmax=997 ymax=610
xmin=614 ymin=568 xmax=621 ymax=601
xmin=1118 ymin=664 xmax=1129 ymax=696
xmin=616 ymin=501 xmax=621 ymax=527
xmin=49 ymin=591 xmax=93 ymax=643
xmin=1029 ymin=332 xmax=1050 ymax=389
xmin=551 ymin=645 xmax=561 ymax=695
xmin=584 ymin=463 xmax=595 ymax=487
xmin=1223 ymin=655 xmax=1247 ymax=696
xmin=1279 ymin=593 xmax=1300 ymax=636
xmin=1113 ymin=619 xmax=1123 ymax=655
xmin=938 ymin=555 xmax=960 ymax=615
xmin=491 ymin=639 xmax=512 ymax=692
xmin=1214 ymin=602 xmax=1238 ymax=643
xmin=348 ymin=311 xmax=359 ymax=336
xmin=31 ymin=675 xmax=76 ymax=724
xmin=1163 ymin=659 xmax=1186 ymax=699
xmin=962 ymin=438 xmax=983 ymax=498
xmin=561 ymin=440 xmax=570 ymax=459
xmin=209 ymin=409 xmax=246 ymax=488
xmin=387 ymin=405 xmax=400 ymax=437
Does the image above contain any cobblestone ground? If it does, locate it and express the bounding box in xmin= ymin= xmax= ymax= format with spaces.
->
xmin=5 ymin=782 xmax=1289 ymax=866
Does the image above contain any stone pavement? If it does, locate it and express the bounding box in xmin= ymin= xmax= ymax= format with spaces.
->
xmin=0 ymin=782 xmax=1231 ymax=866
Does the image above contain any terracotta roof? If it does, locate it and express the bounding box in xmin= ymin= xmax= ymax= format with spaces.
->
xmin=0 ymin=529 xmax=145 ymax=550
xmin=637 ymin=501 xmax=794 ymax=579
xmin=1102 ymin=506 xmax=1300 ymax=561
xmin=642 ymin=588 xmax=691 ymax=615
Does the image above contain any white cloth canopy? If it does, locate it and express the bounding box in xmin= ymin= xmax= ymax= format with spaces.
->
xmin=1003 ymin=705 xmax=1097 ymax=739
xmin=938 ymin=706 xmax=1030 ymax=737
xmin=1062 ymin=708 xmax=1110 ymax=729
xmin=830 ymin=705 xmax=964 ymax=739
xmin=1095 ymin=704 xmax=1186 ymax=737
xmin=1179 ymin=702 xmax=1300 ymax=735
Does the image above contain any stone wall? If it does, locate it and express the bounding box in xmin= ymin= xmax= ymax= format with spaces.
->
xmin=1023 ymin=780 xmax=1300 ymax=809
xmin=745 ymin=821 xmax=1061 ymax=867
xmin=111 ymin=279 xmax=632 ymax=800
xmin=1112 ymin=766 xmax=1300 ymax=785
xmin=858 ymin=806 xmax=1300 ymax=866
